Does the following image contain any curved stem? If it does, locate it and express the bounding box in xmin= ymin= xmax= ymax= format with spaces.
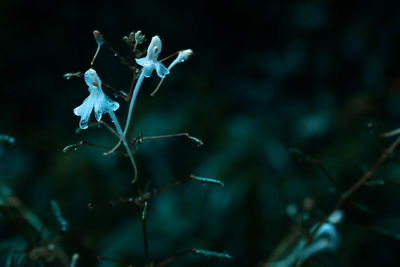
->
xmin=108 ymin=111 xmax=138 ymax=183
xmin=103 ymin=71 xmax=145 ymax=158
xmin=124 ymin=71 xmax=145 ymax=136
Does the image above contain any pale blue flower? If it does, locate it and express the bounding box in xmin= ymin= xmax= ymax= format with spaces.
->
xmin=74 ymin=68 xmax=119 ymax=129
xmin=271 ymin=210 xmax=343 ymax=267
xmin=135 ymin=35 xmax=169 ymax=78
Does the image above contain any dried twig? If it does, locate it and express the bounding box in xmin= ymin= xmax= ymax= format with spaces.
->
xmin=62 ymin=141 xmax=128 ymax=157
xmin=87 ymin=175 xmax=224 ymax=209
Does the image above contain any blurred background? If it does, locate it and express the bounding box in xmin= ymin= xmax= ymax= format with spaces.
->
xmin=2 ymin=0 xmax=400 ymax=266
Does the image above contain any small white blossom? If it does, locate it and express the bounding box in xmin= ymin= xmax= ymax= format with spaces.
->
xmin=73 ymin=68 xmax=119 ymax=129
xmin=168 ymin=49 xmax=194 ymax=70
xmin=135 ymin=35 xmax=169 ymax=78
xmin=271 ymin=210 xmax=343 ymax=267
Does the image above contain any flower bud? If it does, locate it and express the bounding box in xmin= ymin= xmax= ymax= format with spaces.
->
xmin=93 ymin=30 xmax=105 ymax=46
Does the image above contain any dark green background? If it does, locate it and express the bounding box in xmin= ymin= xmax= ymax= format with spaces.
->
xmin=1 ymin=0 xmax=400 ymax=266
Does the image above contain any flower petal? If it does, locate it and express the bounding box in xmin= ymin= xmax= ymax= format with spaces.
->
xmin=73 ymin=94 xmax=96 ymax=129
xmin=147 ymin=35 xmax=162 ymax=61
xmin=135 ymin=58 xmax=154 ymax=77
xmin=135 ymin=57 xmax=147 ymax=67
xmin=84 ymin=68 xmax=102 ymax=89
xmin=142 ymin=66 xmax=154 ymax=78
xmin=93 ymin=93 xmax=120 ymax=122
xmin=155 ymin=62 xmax=169 ymax=78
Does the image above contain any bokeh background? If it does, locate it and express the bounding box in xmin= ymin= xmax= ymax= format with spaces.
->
xmin=2 ymin=0 xmax=400 ymax=266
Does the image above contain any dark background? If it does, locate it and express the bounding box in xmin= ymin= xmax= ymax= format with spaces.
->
xmin=2 ymin=0 xmax=400 ymax=266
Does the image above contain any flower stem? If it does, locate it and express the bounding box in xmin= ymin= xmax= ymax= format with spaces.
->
xmin=108 ymin=111 xmax=138 ymax=183
xmin=124 ymin=71 xmax=145 ymax=136
xmin=90 ymin=45 xmax=101 ymax=65
xmin=106 ymin=71 xmax=146 ymax=157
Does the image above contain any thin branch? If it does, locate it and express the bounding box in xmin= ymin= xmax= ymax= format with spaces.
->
xmin=190 ymin=175 xmax=224 ymax=186
xmin=150 ymin=78 xmax=165 ymax=96
xmin=142 ymin=176 xmax=192 ymax=200
xmin=62 ymin=141 xmax=128 ymax=157
xmin=137 ymin=132 xmax=204 ymax=146
xmin=267 ymin=137 xmax=400 ymax=265
xmin=309 ymin=135 xmax=400 ymax=242
xmin=99 ymin=121 xmax=121 ymax=138
xmin=381 ymin=128 xmax=400 ymax=138
xmin=88 ymin=175 xmax=224 ymax=209
xmin=103 ymin=141 xmax=122 ymax=156
xmin=63 ymin=72 xmax=83 ymax=80
xmin=159 ymin=51 xmax=179 ymax=63
xmin=335 ymin=136 xmax=400 ymax=210
xmin=75 ymin=121 xmax=120 ymax=138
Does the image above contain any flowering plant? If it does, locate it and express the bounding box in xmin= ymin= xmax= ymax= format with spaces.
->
xmin=73 ymin=68 xmax=119 ymax=129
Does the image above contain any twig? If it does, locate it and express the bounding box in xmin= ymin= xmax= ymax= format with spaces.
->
xmin=159 ymin=51 xmax=179 ymax=63
xmin=99 ymin=121 xmax=121 ymax=138
xmin=137 ymin=132 xmax=203 ymax=146
xmin=75 ymin=121 xmax=120 ymax=138
xmin=87 ymin=175 xmax=224 ymax=209
xmin=62 ymin=141 xmax=128 ymax=157
xmin=267 ymin=137 xmax=400 ymax=265
xmin=381 ymin=128 xmax=400 ymax=138
xmin=150 ymin=78 xmax=165 ymax=96
xmin=309 ymin=135 xmax=400 ymax=241
xmin=63 ymin=72 xmax=83 ymax=80
xmin=335 ymin=136 xmax=400 ymax=209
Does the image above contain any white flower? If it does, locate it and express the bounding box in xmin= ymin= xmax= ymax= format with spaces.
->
xmin=271 ymin=210 xmax=343 ymax=267
xmin=73 ymin=68 xmax=119 ymax=129
xmin=135 ymin=35 xmax=169 ymax=78
xmin=168 ymin=49 xmax=194 ymax=70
